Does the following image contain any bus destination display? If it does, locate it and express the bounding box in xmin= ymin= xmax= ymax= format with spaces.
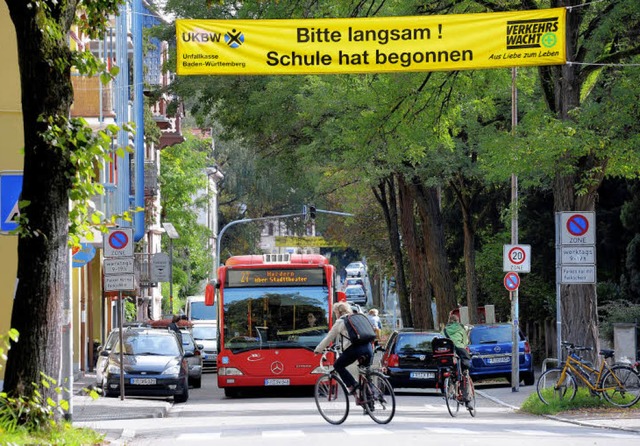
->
xmin=226 ymin=268 xmax=325 ymax=287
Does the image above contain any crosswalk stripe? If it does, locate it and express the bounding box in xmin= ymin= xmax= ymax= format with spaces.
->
xmin=262 ymin=430 xmax=305 ymax=437
xmin=505 ymin=429 xmax=557 ymax=436
xmin=425 ymin=427 xmax=475 ymax=434
xmin=177 ymin=433 xmax=222 ymax=440
xmin=344 ymin=427 xmax=393 ymax=435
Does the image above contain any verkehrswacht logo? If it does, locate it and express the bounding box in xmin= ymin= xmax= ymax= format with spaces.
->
xmin=506 ymin=17 xmax=559 ymax=50
xmin=225 ymin=29 xmax=245 ymax=48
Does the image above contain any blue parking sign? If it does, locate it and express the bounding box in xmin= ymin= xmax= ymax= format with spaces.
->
xmin=0 ymin=172 xmax=23 ymax=233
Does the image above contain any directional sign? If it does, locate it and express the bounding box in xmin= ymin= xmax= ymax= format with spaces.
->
xmin=0 ymin=172 xmax=23 ymax=233
xmin=503 ymin=244 xmax=531 ymax=273
xmin=103 ymin=228 xmax=134 ymax=257
xmin=504 ymin=272 xmax=520 ymax=291
xmin=560 ymin=212 xmax=595 ymax=245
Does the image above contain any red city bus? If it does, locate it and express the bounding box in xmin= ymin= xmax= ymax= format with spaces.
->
xmin=214 ymin=253 xmax=339 ymax=397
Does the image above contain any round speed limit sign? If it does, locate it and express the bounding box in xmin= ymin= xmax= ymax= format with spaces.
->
xmin=503 ymin=244 xmax=531 ymax=273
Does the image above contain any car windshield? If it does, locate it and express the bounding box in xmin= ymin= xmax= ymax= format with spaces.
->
xmin=116 ymin=334 xmax=180 ymax=356
xmin=395 ymin=333 xmax=439 ymax=354
xmin=192 ymin=326 xmax=217 ymax=341
xmin=346 ymin=287 xmax=363 ymax=295
xmin=469 ymin=325 xmax=523 ymax=344
xmin=181 ymin=332 xmax=196 ymax=350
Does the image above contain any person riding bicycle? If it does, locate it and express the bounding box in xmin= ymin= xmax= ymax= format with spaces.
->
xmin=443 ymin=314 xmax=472 ymax=404
xmin=314 ymin=301 xmax=373 ymax=402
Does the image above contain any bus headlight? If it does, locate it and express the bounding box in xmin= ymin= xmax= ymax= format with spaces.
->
xmin=218 ymin=367 xmax=244 ymax=376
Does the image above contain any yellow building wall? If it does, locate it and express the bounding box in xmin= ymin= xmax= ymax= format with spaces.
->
xmin=0 ymin=3 xmax=23 ymax=379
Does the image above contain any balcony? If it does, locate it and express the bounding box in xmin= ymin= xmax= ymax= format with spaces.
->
xmin=71 ymin=76 xmax=115 ymax=119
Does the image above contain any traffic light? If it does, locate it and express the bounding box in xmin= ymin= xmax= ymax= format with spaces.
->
xmin=309 ymin=206 xmax=316 ymax=220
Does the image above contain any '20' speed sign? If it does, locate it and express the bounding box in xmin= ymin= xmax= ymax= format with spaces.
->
xmin=503 ymin=244 xmax=531 ymax=273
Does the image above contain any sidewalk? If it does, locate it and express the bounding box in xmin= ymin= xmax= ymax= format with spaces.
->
xmin=476 ymin=383 xmax=640 ymax=434
xmin=72 ymin=372 xmax=170 ymax=422
xmin=71 ymin=372 xmax=640 ymax=434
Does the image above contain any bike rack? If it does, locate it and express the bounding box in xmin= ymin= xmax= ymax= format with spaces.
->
xmin=541 ymin=357 xmax=559 ymax=374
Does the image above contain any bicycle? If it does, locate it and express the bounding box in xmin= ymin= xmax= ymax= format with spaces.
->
xmin=314 ymin=345 xmax=396 ymax=424
xmin=433 ymin=337 xmax=476 ymax=417
xmin=536 ymin=341 xmax=640 ymax=407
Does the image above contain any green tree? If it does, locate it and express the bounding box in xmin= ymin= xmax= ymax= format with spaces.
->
xmin=2 ymin=0 xmax=125 ymax=409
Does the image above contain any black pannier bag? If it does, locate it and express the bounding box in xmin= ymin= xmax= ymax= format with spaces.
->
xmin=343 ymin=313 xmax=377 ymax=345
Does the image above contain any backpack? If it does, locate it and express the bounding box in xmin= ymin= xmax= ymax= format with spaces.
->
xmin=342 ymin=313 xmax=377 ymax=345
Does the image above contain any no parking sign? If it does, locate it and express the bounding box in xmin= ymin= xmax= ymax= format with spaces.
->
xmin=504 ymin=272 xmax=520 ymax=292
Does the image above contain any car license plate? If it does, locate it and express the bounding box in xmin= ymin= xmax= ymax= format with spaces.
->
xmin=410 ymin=372 xmax=435 ymax=379
xmin=265 ymin=378 xmax=290 ymax=386
xmin=131 ymin=378 xmax=156 ymax=385
xmin=204 ymin=354 xmax=213 ymax=360
xmin=487 ymin=356 xmax=510 ymax=364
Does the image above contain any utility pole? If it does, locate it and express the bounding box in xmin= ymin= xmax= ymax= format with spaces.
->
xmin=162 ymin=222 xmax=179 ymax=314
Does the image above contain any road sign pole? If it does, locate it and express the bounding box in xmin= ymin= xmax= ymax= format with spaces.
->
xmin=510 ymin=67 xmax=520 ymax=393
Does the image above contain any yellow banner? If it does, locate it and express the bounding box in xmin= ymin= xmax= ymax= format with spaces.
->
xmin=176 ymin=8 xmax=566 ymax=76
xmin=275 ymin=236 xmax=347 ymax=248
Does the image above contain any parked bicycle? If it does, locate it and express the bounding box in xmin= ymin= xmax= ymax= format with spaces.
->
xmin=537 ymin=341 xmax=640 ymax=407
xmin=314 ymin=345 xmax=396 ymax=425
xmin=433 ymin=337 xmax=476 ymax=417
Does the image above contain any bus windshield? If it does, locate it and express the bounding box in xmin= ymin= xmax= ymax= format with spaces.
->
xmin=222 ymin=285 xmax=329 ymax=353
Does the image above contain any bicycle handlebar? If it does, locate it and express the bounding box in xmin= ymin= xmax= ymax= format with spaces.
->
xmin=561 ymin=341 xmax=593 ymax=352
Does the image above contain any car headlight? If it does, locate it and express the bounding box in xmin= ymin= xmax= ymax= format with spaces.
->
xmin=163 ymin=365 xmax=181 ymax=375
xmin=107 ymin=364 xmax=121 ymax=374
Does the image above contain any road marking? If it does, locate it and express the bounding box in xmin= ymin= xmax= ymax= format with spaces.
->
xmin=178 ymin=433 xmax=222 ymax=440
xmin=344 ymin=427 xmax=392 ymax=435
xmin=426 ymin=427 xmax=476 ymax=434
xmin=505 ymin=429 xmax=557 ymax=436
xmin=262 ymin=430 xmax=305 ymax=438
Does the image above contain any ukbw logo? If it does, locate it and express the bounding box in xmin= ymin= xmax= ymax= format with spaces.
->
xmin=225 ymin=29 xmax=245 ymax=48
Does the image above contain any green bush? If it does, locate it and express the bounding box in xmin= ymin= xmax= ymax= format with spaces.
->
xmin=0 ymin=329 xmax=104 ymax=444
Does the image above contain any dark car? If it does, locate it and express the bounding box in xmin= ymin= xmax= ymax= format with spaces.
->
xmin=95 ymin=326 xmax=149 ymax=388
xmin=379 ymin=329 xmax=442 ymax=389
xmin=181 ymin=329 xmax=203 ymax=388
xmin=467 ymin=323 xmax=535 ymax=386
xmin=101 ymin=329 xmax=191 ymax=402
xmin=344 ymin=285 xmax=366 ymax=305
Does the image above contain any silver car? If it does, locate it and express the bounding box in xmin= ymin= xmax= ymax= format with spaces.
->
xmin=191 ymin=324 xmax=218 ymax=372
xmin=180 ymin=329 xmax=203 ymax=388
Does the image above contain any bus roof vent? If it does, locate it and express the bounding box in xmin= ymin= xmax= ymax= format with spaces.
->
xmin=263 ymin=253 xmax=291 ymax=264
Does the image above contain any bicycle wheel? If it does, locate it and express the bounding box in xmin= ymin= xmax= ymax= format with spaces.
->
xmin=364 ymin=371 xmax=396 ymax=424
xmin=444 ymin=376 xmax=460 ymax=417
xmin=466 ymin=375 xmax=476 ymax=417
xmin=314 ymin=373 xmax=349 ymax=425
xmin=536 ymin=368 xmax=577 ymax=405
xmin=600 ymin=364 xmax=640 ymax=408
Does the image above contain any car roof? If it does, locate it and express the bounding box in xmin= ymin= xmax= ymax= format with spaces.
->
xmin=394 ymin=329 xmax=440 ymax=335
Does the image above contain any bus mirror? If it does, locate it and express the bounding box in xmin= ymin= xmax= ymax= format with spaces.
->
xmin=205 ymin=282 xmax=215 ymax=306
xmin=336 ymin=291 xmax=346 ymax=302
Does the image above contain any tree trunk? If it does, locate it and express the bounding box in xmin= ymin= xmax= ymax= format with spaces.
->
xmin=397 ymin=175 xmax=434 ymax=329
xmin=372 ymin=176 xmax=412 ymax=328
xmin=412 ymin=183 xmax=457 ymax=327
xmin=3 ymin=1 xmax=76 ymax=401
xmin=545 ymin=3 xmax=603 ymax=363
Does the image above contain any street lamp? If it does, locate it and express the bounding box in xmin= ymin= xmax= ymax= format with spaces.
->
xmin=206 ymin=165 xmax=224 ymax=281
xmin=162 ymin=222 xmax=179 ymax=314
